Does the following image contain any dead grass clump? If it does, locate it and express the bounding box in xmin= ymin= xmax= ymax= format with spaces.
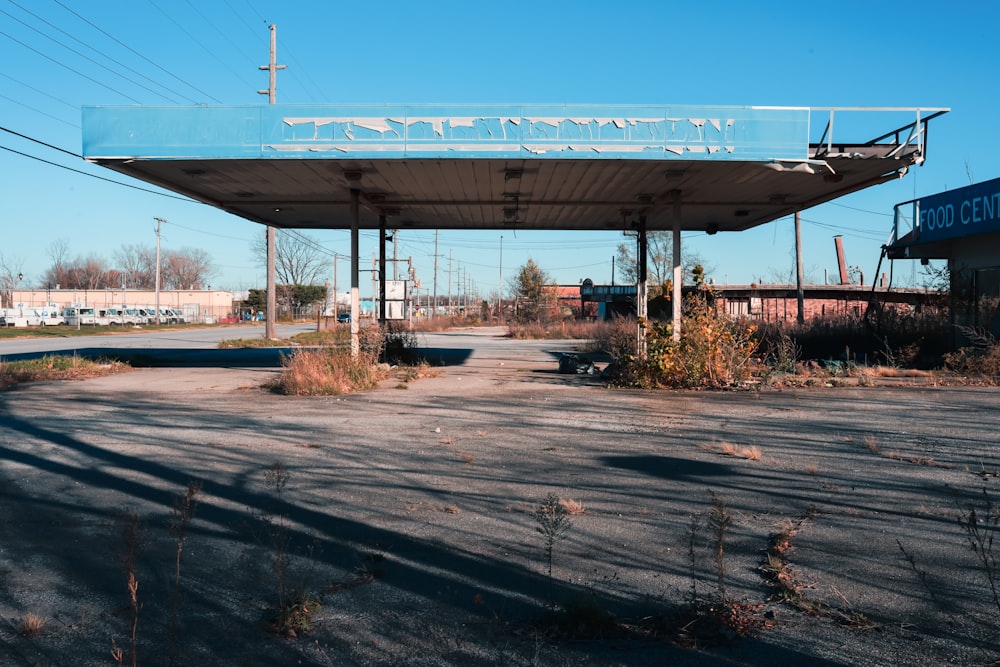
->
xmin=289 ymin=330 xmax=349 ymax=346
xmin=271 ymin=348 xmax=387 ymax=396
xmin=0 ymin=355 xmax=129 ymax=387
xmin=944 ymin=327 xmax=1000 ymax=383
xmin=559 ymin=498 xmax=586 ymax=515
xmin=715 ymin=442 xmax=761 ymax=461
xmin=719 ymin=442 xmax=740 ymax=457
xmin=218 ymin=337 xmax=292 ymax=349
xmin=17 ymin=613 xmax=45 ymax=637
xmin=507 ymin=319 xmax=608 ymax=340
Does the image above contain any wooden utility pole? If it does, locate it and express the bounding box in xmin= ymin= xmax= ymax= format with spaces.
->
xmin=432 ymin=230 xmax=439 ymax=318
xmin=153 ymin=217 xmax=165 ymax=324
xmin=258 ymin=24 xmax=285 ymax=339
xmin=257 ymin=24 xmax=286 ymax=104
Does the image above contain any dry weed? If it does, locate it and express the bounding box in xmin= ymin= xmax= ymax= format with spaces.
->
xmin=559 ymin=498 xmax=586 ymax=515
xmin=17 ymin=613 xmax=45 ymax=637
xmin=720 ymin=442 xmax=740 ymax=457
xmin=716 ymin=442 xmax=760 ymax=460
xmin=273 ymin=347 xmax=387 ymax=396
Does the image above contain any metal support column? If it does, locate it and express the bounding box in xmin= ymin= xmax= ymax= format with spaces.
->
xmin=795 ymin=211 xmax=805 ymax=324
xmin=350 ymin=188 xmax=361 ymax=356
xmin=265 ymin=226 xmax=277 ymax=340
xmin=636 ymin=216 xmax=648 ymax=358
xmin=672 ymin=191 xmax=682 ymax=342
xmin=378 ymin=213 xmax=387 ymax=326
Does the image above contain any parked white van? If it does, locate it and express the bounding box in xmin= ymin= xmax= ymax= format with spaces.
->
xmin=0 ymin=307 xmax=29 ymax=327
xmin=30 ymin=305 xmax=64 ymax=326
xmin=62 ymin=306 xmax=98 ymax=326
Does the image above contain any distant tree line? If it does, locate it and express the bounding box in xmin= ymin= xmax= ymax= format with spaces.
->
xmin=243 ymin=285 xmax=328 ymax=315
xmin=40 ymin=239 xmax=215 ymax=290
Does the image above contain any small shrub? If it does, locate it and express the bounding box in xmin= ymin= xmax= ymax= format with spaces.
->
xmin=168 ymin=481 xmax=201 ymax=666
xmin=708 ymin=491 xmax=732 ymax=602
xmin=957 ymin=488 xmax=1000 ymax=615
xmin=944 ymin=327 xmax=1000 ymax=383
xmin=380 ymin=322 xmax=421 ymax=365
xmin=270 ymin=590 xmax=321 ymax=637
xmin=116 ymin=510 xmax=143 ymax=667
xmin=612 ymin=291 xmax=760 ymax=389
xmin=535 ymin=492 xmax=572 ymax=607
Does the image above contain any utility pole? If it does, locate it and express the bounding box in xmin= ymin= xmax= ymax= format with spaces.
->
xmin=447 ymin=250 xmax=453 ymax=313
xmin=498 ymin=234 xmax=503 ymax=322
xmin=432 ymin=230 xmax=439 ymax=318
xmin=392 ymin=230 xmax=399 ymax=280
xmin=257 ymin=24 xmax=286 ymax=104
xmin=153 ymin=217 xmax=165 ymax=324
xmin=258 ymin=23 xmax=285 ymax=339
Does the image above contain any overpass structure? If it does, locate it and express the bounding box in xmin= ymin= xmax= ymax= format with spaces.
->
xmin=81 ymin=104 xmax=947 ymax=351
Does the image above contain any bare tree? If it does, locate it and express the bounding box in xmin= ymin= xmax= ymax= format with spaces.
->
xmin=58 ymin=255 xmax=110 ymax=290
xmin=616 ymin=231 xmax=710 ymax=293
xmin=43 ymin=242 xmax=109 ymax=290
xmin=0 ymin=253 xmax=25 ymax=308
xmin=252 ymin=229 xmax=329 ymax=286
xmin=43 ymin=239 xmax=71 ymax=289
xmin=161 ymin=247 xmax=214 ymax=290
xmin=113 ymin=244 xmax=157 ymax=288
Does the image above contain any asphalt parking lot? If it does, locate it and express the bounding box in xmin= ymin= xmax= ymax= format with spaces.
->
xmin=1 ymin=328 xmax=999 ymax=666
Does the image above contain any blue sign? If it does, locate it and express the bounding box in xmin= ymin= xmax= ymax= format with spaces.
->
xmin=916 ymin=176 xmax=1000 ymax=243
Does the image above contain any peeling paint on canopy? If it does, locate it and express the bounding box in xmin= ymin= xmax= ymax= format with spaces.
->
xmin=82 ymin=104 xmax=809 ymax=162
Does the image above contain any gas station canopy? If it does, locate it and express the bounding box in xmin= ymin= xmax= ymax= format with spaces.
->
xmin=81 ymin=104 xmax=947 ymax=233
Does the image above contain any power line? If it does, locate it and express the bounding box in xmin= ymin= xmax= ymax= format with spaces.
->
xmin=183 ymin=0 xmax=258 ymax=74
xmin=0 ymin=93 xmax=77 ymax=128
xmin=2 ymin=125 xmax=82 ymax=158
xmin=50 ymin=0 xmax=223 ymax=103
xmin=0 ymin=28 xmax=142 ymax=103
xmin=159 ymin=218 xmax=256 ymax=243
xmin=147 ymin=0 xmax=256 ymax=94
xmin=0 ymin=70 xmax=78 ymax=111
xmin=0 ymin=143 xmax=194 ymax=201
xmin=3 ymin=1 xmax=183 ymax=103
xmin=830 ymin=201 xmax=893 ymax=217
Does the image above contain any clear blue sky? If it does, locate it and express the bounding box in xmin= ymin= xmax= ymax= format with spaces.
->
xmin=1 ymin=0 xmax=994 ymax=296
